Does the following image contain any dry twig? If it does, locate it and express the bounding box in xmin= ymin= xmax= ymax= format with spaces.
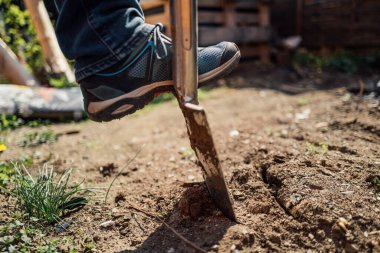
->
xmin=127 ymin=201 xmax=207 ymax=253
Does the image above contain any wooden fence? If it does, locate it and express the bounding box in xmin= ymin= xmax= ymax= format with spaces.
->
xmin=271 ymin=0 xmax=380 ymax=52
xmin=141 ymin=0 xmax=272 ymax=62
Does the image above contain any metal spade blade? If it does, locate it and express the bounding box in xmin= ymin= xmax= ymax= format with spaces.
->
xmin=170 ymin=0 xmax=236 ymax=221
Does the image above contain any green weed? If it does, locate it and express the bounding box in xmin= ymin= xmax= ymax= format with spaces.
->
xmin=0 ymin=217 xmax=63 ymax=253
xmin=12 ymin=165 xmax=89 ymax=224
xmin=18 ymin=130 xmax=58 ymax=147
xmin=0 ymin=114 xmax=24 ymax=131
xmin=0 ymin=158 xmax=33 ymax=190
xmin=48 ymin=75 xmax=76 ymax=89
xmin=293 ymin=50 xmax=380 ymax=74
xmin=373 ymin=178 xmax=380 ymax=191
xmin=306 ymin=142 xmax=329 ymax=155
xmin=0 ymin=114 xmax=52 ymax=132
xmin=297 ymin=98 xmax=310 ymax=106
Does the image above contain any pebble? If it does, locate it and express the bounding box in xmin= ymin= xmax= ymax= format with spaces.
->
xmin=229 ymin=129 xmax=240 ymax=138
xmin=111 ymin=208 xmax=123 ymax=218
xmin=100 ymin=220 xmax=114 ymax=228
xmin=280 ymin=129 xmax=288 ymax=138
xmin=290 ymin=193 xmax=302 ymax=205
xmin=295 ymin=108 xmax=311 ymax=121
xmin=211 ymin=245 xmax=219 ymax=250
xmin=55 ymin=221 xmax=72 ymax=234
xmin=259 ymin=91 xmax=267 ymax=97
xmin=315 ymin=122 xmax=328 ymax=129
xmin=337 ymin=217 xmax=349 ymax=232
xmin=242 ymin=139 xmax=250 ymax=144
xmin=341 ymin=191 xmax=355 ymax=195
xmin=167 ymin=248 xmax=175 ymax=253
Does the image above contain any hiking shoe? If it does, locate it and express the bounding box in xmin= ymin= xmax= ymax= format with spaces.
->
xmin=80 ymin=24 xmax=241 ymax=122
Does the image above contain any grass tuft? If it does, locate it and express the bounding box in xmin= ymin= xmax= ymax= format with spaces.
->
xmin=12 ymin=164 xmax=89 ymax=224
xmin=18 ymin=130 xmax=58 ymax=147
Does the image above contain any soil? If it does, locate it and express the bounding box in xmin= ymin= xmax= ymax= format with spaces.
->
xmin=1 ymin=67 xmax=380 ymax=252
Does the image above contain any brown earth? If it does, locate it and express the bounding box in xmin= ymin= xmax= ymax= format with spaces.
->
xmin=1 ymin=69 xmax=380 ymax=252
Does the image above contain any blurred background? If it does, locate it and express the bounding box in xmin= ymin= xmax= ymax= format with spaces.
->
xmin=0 ymin=0 xmax=379 ymax=120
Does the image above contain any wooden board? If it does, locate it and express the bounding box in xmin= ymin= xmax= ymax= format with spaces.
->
xmin=301 ymin=0 xmax=380 ymax=49
xmin=141 ymin=0 xmax=272 ymax=62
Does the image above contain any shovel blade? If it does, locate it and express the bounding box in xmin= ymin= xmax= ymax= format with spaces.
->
xmin=181 ymin=103 xmax=236 ymax=221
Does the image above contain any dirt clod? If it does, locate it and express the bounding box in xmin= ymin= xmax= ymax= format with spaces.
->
xmin=99 ymin=163 xmax=117 ymax=177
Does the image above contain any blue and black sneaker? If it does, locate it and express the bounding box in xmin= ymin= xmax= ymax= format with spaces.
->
xmin=80 ymin=24 xmax=241 ymax=122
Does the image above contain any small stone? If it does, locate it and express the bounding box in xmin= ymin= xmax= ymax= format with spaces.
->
xmin=55 ymin=221 xmax=72 ymax=234
xmin=315 ymin=122 xmax=328 ymax=129
xmin=290 ymin=193 xmax=302 ymax=205
xmin=167 ymin=248 xmax=175 ymax=253
xmin=100 ymin=220 xmax=114 ymax=228
xmin=345 ymin=243 xmax=359 ymax=253
xmin=211 ymin=245 xmax=219 ymax=250
xmin=280 ymin=129 xmax=288 ymax=138
xmin=259 ymin=91 xmax=267 ymax=97
xmin=295 ymin=108 xmax=311 ymax=121
xmin=317 ymin=230 xmax=325 ymax=239
xmin=111 ymin=208 xmax=123 ymax=218
xmin=229 ymin=129 xmax=240 ymax=138
xmin=242 ymin=139 xmax=250 ymax=144
xmin=337 ymin=217 xmax=349 ymax=232
xmin=308 ymin=233 xmax=314 ymax=240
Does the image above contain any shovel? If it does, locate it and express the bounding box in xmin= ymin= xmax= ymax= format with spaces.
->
xmin=170 ymin=0 xmax=236 ymax=221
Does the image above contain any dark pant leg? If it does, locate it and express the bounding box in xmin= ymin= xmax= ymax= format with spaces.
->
xmin=54 ymin=0 xmax=153 ymax=81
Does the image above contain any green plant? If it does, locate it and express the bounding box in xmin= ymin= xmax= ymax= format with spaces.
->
xmin=373 ymin=178 xmax=380 ymax=191
xmin=0 ymin=114 xmax=52 ymax=132
xmin=18 ymin=130 xmax=58 ymax=147
xmin=293 ymin=50 xmax=380 ymax=74
xmin=0 ymin=114 xmax=24 ymax=131
xmin=306 ymin=142 xmax=329 ymax=155
xmin=12 ymin=165 xmax=89 ymax=223
xmin=0 ymin=158 xmax=32 ymax=190
xmin=48 ymin=75 xmax=77 ymax=89
xmin=0 ymin=217 xmax=63 ymax=253
xmin=297 ymin=98 xmax=310 ymax=106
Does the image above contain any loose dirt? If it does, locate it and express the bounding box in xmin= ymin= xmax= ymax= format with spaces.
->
xmin=1 ymin=69 xmax=380 ymax=252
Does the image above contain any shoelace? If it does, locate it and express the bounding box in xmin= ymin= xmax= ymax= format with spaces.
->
xmin=151 ymin=23 xmax=171 ymax=60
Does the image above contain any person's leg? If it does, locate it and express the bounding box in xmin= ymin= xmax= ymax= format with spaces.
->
xmin=54 ymin=0 xmax=153 ymax=81
xmin=54 ymin=0 xmax=241 ymax=122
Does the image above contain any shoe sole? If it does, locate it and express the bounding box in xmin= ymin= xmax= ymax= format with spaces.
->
xmin=87 ymin=50 xmax=241 ymax=122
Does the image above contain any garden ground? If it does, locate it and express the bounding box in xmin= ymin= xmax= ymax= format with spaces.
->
xmin=1 ymin=66 xmax=380 ymax=252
